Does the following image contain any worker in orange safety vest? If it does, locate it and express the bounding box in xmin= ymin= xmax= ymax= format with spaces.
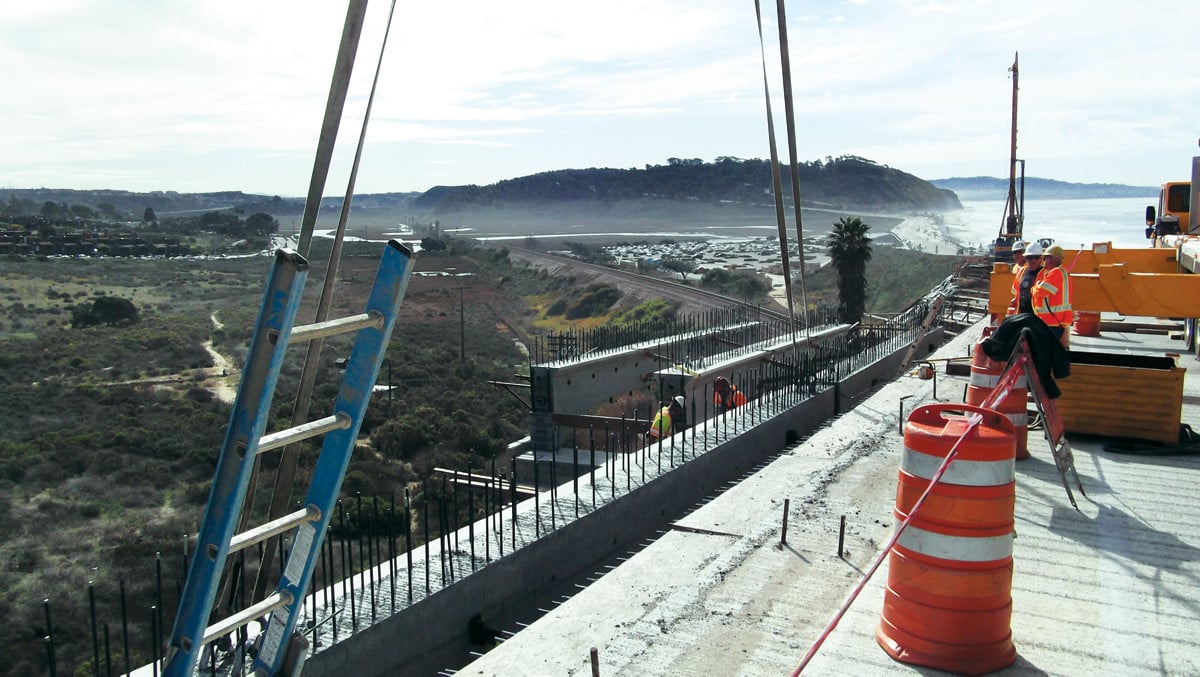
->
xmin=1005 ymin=240 xmax=1028 ymax=318
xmin=1032 ymin=243 xmax=1073 ymax=348
xmin=712 ymin=376 xmax=747 ymax=413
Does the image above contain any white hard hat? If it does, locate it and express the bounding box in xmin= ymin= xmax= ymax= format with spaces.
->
xmin=1011 ymin=240 xmax=1027 ymax=252
xmin=673 ymin=395 xmax=685 ymax=407
xmin=1024 ymin=241 xmax=1044 ymax=256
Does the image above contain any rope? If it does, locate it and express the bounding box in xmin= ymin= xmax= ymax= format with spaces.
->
xmin=791 ymin=412 xmax=983 ymax=674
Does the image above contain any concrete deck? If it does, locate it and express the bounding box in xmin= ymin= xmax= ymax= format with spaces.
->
xmin=460 ymin=319 xmax=1200 ymax=676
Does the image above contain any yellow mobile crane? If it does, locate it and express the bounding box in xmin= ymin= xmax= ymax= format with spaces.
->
xmin=1144 ymin=151 xmax=1200 ymax=244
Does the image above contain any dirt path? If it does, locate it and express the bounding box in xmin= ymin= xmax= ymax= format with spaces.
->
xmin=202 ymin=312 xmax=238 ymax=404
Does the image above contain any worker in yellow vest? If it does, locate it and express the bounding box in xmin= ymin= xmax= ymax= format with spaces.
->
xmin=648 ymin=395 xmax=686 ymax=442
xmin=1032 ymin=244 xmax=1073 ymax=348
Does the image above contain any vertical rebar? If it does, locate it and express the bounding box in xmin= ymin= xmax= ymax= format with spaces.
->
xmin=510 ymin=458 xmax=517 ymax=550
xmin=154 ymin=552 xmax=163 ymax=642
xmin=119 ymin=579 xmax=130 ymax=676
xmin=150 ymin=605 xmax=159 ymax=677
xmin=103 ymin=621 xmax=112 ymax=677
xmin=838 ymin=515 xmax=846 ymax=558
xmin=423 ymin=481 xmax=431 ymax=594
xmin=88 ymin=581 xmax=100 ymax=677
xmin=325 ymin=529 xmax=337 ymax=641
xmin=405 ymin=487 xmax=413 ymax=602
xmin=780 ymin=499 xmax=790 ymax=546
xmin=43 ymin=599 xmax=56 ymax=677
xmin=534 ymin=454 xmax=541 ymax=539
xmin=369 ymin=496 xmax=379 ymax=621
xmin=468 ymin=470 xmax=476 ymax=571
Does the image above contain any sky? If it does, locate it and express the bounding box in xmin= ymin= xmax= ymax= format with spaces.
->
xmin=2 ymin=0 xmax=1197 ymax=197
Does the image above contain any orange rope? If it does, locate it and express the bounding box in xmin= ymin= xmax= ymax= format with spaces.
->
xmin=790 ymin=412 xmax=983 ymax=674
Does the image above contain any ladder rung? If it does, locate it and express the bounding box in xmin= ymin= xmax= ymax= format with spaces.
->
xmin=201 ymin=591 xmax=291 ymax=646
xmin=289 ymin=311 xmax=383 ymax=344
xmin=229 ymin=505 xmax=320 ymax=555
xmin=258 ymin=413 xmax=351 ymax=454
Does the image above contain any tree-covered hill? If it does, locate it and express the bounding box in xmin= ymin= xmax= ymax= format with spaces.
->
xmin=417 ymin=156 xmax=961 ymax=213
xmin=2 ymin=155 xmax=959 ymax=223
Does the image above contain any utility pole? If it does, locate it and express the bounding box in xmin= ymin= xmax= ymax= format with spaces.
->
xmin=455 ymin=286 xmax=467 ymax=361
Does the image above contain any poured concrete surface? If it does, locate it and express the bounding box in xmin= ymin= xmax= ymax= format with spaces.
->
xmin=461 ymin=321 xmax=1200 ymax=676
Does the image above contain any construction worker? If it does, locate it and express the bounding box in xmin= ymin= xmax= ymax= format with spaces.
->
xmin=1005 ymin=241 xmax=1028 ymax=317
xmin=1032 ymin=243 xmax=1073 ymax=348
xmin=1010 ymin=240 xmax=1027 ymax=273
xmin=668 ymin=395 xmax=687 ymax=431
xmin=712 ymin=376 xmax=747 ymax=413
xmin=1014 ymin=241 xmax=1045 ymax=316
xmin=648 ymin=395 xmax=686 ymax=441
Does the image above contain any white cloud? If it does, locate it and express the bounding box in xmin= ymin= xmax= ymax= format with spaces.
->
xmin=2 ymin=0 xmax=1198 ymax=194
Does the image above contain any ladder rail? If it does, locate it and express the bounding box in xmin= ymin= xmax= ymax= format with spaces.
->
xmin=164 ymin=250 xmax=309 ymax=674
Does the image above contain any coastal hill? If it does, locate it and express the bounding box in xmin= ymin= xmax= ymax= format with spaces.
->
xmin=2 ymin=156 xmax=958 ymax=222
xmin=2 ymin=158 xmax=1159 ymax=228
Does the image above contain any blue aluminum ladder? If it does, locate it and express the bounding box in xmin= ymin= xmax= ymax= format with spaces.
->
xmin=164 ymin=240 xmax=414 ymax=676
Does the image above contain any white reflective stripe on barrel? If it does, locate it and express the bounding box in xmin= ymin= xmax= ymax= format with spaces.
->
xmin=902 ymin=446 xmax=1015 ymax=487
xmin=970 ymin=371 xmax=1000 ymax=388
xmin=895 ymin=519 xmax=1014 ymax=562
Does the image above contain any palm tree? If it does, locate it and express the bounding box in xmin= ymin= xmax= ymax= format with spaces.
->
xmin=827 ymin=216 xmax=873 ymax=324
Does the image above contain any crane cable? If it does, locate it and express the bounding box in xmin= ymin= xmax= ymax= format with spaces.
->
xmin=226 ymin=0 xmax=369 ymax=618
xmin=251 ymin=0 xmax=400 ymax=604
xmin=753 ymin=0 xmax=797 ymax=328
xmin=771 ymin=0 xmax=812 ymax=341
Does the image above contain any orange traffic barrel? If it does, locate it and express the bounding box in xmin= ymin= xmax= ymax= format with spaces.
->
xmin=1073 ymin=311 xmax=1100 ymax=337
xmin=964 ymin=338 xmax=1029 ymax=460
xmin=877 ymin=403 xmax=1017 ymax=676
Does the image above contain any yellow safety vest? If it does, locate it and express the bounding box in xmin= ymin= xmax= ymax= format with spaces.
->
xmin=649 ymin=406 xmax=672 ymax=438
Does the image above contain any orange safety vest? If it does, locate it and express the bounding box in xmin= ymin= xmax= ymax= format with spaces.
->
xmin=1032 ymin=265 xmax=1073 ymax=327
xmin=648 ymin=406 xmax=672 ymax=438
xmin=1006 ymin=263 xmax=1026 ymax=316
xmin=713 ymin=386 xmax=747 ymax=410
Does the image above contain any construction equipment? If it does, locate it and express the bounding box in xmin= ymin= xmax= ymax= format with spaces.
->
xmin=980 ymin=334 xmax=1085 ymax=508
xmin=993 ymin=52 xmax=1024 ymax=264
xmin=1144 ymin=181 xmax=1193 ymax=243
xmin=164 ymin=240 xmax=414 ymax=676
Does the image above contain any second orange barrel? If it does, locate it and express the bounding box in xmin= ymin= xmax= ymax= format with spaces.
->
xmin=1073 ymin=310 xmax=1101 ymax=337
xmin=964 ymin=336 xmax=1029 ymax=460
xmin=877 ymin=403 xmax=1017 ymax=676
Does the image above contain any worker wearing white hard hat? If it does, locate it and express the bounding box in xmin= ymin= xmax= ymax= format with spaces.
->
xmin=1015 ymin=241 xmax=1045 ymax=315
xmin=1005 ymin=241 xmax=1030 ymax=317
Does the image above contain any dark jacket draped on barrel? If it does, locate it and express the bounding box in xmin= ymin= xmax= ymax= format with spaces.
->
xmin=981 ymin=313 xmax=1071 ymax=398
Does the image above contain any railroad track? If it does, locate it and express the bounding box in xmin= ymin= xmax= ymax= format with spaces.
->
xmin=504 ymin=247 xmax=792 ymax=321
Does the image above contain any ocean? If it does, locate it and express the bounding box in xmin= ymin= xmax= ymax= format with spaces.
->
xmin=947 ymin=197 xmax=1154 ymax=251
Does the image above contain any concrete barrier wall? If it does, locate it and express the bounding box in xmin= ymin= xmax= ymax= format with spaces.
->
xmin=305 ymin=329 xmax=943 ymax=677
